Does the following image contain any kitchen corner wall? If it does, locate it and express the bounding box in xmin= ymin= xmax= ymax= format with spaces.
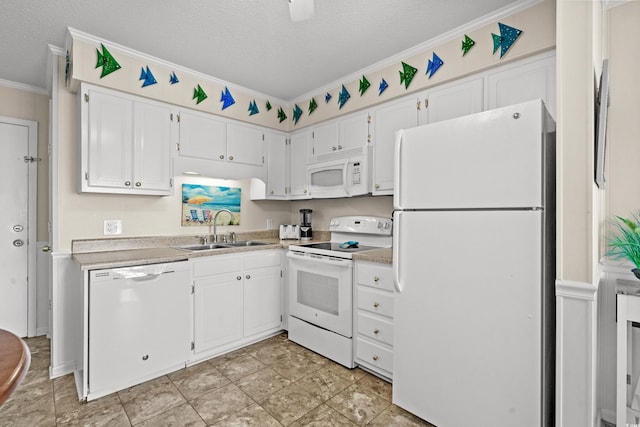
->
xmin=0 ymin=85 xmax=49 ymax=242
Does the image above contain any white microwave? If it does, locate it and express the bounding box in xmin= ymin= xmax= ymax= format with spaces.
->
xmin=307 ymin=156 xmax=369 ymax=198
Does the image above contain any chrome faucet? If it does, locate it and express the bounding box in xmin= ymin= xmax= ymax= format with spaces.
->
xmin=212 ymin=209 xmax=233 ymax=242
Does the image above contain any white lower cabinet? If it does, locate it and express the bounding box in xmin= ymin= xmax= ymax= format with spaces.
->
xmin=191 ymin=250 xmax=282 ymax=361
xmin=354 ymin=261 xmax=394 ymax=380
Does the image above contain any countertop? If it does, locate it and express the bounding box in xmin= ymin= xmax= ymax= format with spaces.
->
xmin=72 ymin=233 xmax=392 ymax=270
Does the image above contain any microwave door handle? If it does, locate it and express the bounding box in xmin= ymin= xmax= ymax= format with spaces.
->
xmin=343 ymin=161 xmax=350 ymax=196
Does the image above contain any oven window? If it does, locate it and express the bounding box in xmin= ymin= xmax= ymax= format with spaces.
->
xmin=310 ymin=168 xmax=343 ymax=187
xmin=297 ymin=271 xmax=339 ymax=315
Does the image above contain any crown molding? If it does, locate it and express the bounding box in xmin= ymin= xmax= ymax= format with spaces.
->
xmin=0 ymin=78 xmax=48 ymax=96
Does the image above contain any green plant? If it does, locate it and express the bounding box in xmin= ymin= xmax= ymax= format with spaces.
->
xmin=608 ymin=213 xmax=640 ymax=269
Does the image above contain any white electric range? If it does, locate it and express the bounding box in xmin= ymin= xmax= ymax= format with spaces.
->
xmin=286 ymin=216 xmax=393 ymax=368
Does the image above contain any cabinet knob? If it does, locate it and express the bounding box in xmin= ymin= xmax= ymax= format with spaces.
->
xmin=229 ymin=156 xmax=234 ymax=161
xmin=237 ymin=276 xmax=242 ymax=280
xmin=332 ymin=146 xmax=337 ymax=151
xmin=338 ymin=145 xmax=342 ymax=150
xmin=246 ymin=274 xmax=251 ymax=279
xmin=220 ymin=155 xmax=225 ymax=160
xmin=270 ymin=190 xmax=274 ymax=194
xmin=373 ymin=302 xmax=380 ymax=308
xmin=135 ymin=182 xmax=141 ymax=187
xmin=372 ymin=355 xmax=379 ymax=361
xmin=375 ymin=184 xmax=380 ymax=189
xmin=373 ymin=276 xmax=380 ymax=282
xmin=303 ymin=189 xmax=307 ymax=194
xmin=142 ymin=354 xmax=149 ymax=361
xmin=124 ymin=181 xmax=131 ymax=187
xmin=373 ymin=329 xmax=379 ymax=335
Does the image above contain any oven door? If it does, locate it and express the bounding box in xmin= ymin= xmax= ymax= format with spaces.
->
xmin=287 ymin=251 xmax=353 ymax=337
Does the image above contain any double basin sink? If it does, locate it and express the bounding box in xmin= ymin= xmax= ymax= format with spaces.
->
xmin=176 ymin=241 xmax=271 ymax=252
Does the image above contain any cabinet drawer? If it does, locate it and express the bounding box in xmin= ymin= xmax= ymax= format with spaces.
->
xmin=356 ymin=338 xmax=393 ymax=374
xmin=243 ymin=250 xmax=280 ymax=270
xmin=357 ymin=262 xmax=394 ymax=292
xmin=357 ymin=312 xmax=393 ymax=346
xmin=193 ymin=255 xmax=242 ymax=278
xmin=357 ymin=287 xmax=394 ymax=318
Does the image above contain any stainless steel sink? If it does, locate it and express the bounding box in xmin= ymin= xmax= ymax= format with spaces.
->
xmin=222 ymin=241 xmax=271 ymax=247
xmin=175 ymin=241 xmax=271 ymax=251
xmin=176 ymin=244 xmax=232 ymax=251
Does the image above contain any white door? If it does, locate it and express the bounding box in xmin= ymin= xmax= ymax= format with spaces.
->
xmin=266 ymin=131 xmax=288 ymax=199
xmin=227 ymin=122 xmax=264 ymax=166
xmin=289 ymin=130 xmax=311 ymax=198
xmin=338 ymin=112 xmax=368 ymax=153
xmin=133 ymin=100 xmax=172 ymax=192
xmin=418 ymin=76 xmax=483 ymax=125
xmin=0 ymin=117 xmax=37 ymax=337
xmin=312 ymin=120 xmax=339 ymax=159
xmin=178 ymin=110 xmax=227 ymax=161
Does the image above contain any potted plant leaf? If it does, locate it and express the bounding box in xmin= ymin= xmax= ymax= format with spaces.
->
xmin=608 ymin=213 xmax=640 ymax=279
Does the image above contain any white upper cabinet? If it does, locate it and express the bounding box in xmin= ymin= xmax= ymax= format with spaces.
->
xmin=311 ymin=111 xmax=369 ymax=163
xmin=265 ymin=130 xmax=288 ymax=199
xmin=371 ymin=96 xmax=418 ymax=195
xmin=226 ymin=122 xmax=264 ymax=167
xmin=486 ymin=51 xmax=556 ymax=119
xmin=177 ymin=109 xmax=226 ymax=161
xmin=311 ymin=120 xmax=339 ymax=160
xmin=417 ymin=76 xmax=484 ymax=126
xmin=289 ymin=129 xmax=312 ymax=199
xmin=80 ymin=83 xmax=173 ymax=196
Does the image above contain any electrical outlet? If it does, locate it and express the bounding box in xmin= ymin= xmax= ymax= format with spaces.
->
xmin=104 ymin=220 xmax=122 ymax=235
xmin=266 ymin=218 xmax=273 ymax=229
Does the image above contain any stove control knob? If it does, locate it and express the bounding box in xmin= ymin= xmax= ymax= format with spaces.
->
xmin=383 ymin=222 xmax=390 ymax=229
xmin=333 ymin=220 xmax=339 ymax=227
xmin=377 ymin=222 xmax=383 ymax=228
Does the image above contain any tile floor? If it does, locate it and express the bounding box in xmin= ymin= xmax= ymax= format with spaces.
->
xmin=0 ymin=333 xmax=434 ymax=426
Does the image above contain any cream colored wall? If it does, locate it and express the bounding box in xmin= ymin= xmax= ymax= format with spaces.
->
xmin=289 ymin=197 xmax=394 ymax=230
xmin=0 ymin=86 xmax=49 ymax=241
xmin=604 ymin=2 xmax=640 ymax=229
xmin=556 ymin=0 xmax=602 ymax=284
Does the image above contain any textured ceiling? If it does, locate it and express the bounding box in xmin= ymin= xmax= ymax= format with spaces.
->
xmin=1 ymin=0 xmax=522 ymax=99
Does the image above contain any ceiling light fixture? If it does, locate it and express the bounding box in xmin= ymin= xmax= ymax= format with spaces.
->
xmin=288 ymin=0 xmax=314 ymax=22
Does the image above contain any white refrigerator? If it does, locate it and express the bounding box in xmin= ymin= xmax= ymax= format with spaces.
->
xmin=392 ymin=100 xmax=555 ymax=427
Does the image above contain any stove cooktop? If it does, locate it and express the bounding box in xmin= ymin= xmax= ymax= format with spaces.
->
xmin=292 ymin=241 xmax=379 ymax=253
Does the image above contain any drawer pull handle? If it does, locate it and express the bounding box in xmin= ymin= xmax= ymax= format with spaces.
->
xmin=142 ymin=354 xmax=149 ymax=361
xmin=373 ymin=329 xmax=379 ymax=335
xmin=373 ymin=302 xmax=379 ymax=308
xmin=246 ymin=274 xmax=251 ymax=279
xmin=374 ymin=276 xmax=380 ymax=282
xmin=237 ymin=276 xmax=242 ymax=280
xmin=372 ymin=355 xmax=379 ymax=361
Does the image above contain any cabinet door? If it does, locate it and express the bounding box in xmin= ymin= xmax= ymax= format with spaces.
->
xmin=371 ymin=97 xmax=417 ymax=195
xmin=133 ymin=100 xmax=173 ymax=192
xmin=243 ymin=265 xmax=282 ymax=337
xmin=486 ymin=53 xmax=556 ymax=118
xmin=227 ymin=122 xmax=264 ymax=166
xmin=266 ymin=131 xmax=288 ymax=199
xmin=338 ymin=112 xmax=369 ymax=154
xmin=289 ymin=130 xmax=311 ymax=198
xmin=178 ymin=110 xmax=226 ymax=161
xmin=86 ymin=89 xmax=133 ymax=189
xmin=194 ymin=273 xmax=243 ymax=353
xmin=312 ymin=120 xmax=339 ymax=159
xmin=418 ymin=77 xmax=483 ymax=125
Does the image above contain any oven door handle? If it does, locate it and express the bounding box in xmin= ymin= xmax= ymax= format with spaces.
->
xmin=286 ymin=251 xmax=352 ymax=267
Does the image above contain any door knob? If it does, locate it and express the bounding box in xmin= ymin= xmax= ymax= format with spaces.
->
xmin=12 ymin=225 xmax=23 ymax=232
xmin=13 ymin=239 xmax=24 ymax=247
xmin=42 ymin=246 xmax=51 ymax=252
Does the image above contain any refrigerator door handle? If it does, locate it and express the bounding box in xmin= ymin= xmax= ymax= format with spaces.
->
xmin=394 ymin=130 xmax=404 ymax=209
xmin=393 ymin=211 xmax=402 ymax=292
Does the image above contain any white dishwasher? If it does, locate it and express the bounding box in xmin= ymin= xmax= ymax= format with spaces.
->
xmin=87 ymin=261 xmax=190 ymax=400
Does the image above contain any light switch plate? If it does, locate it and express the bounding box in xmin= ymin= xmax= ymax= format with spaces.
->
xmin=104 ymin=220 xmax=122 ymax=235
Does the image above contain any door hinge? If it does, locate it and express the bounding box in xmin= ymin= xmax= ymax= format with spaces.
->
xmin=262 ymin=156 xmax=264 ymax=164
xmin=280 ymin=270 xmax=283 ymax=278
xmin=176 ymin=143 xmax=181 ymax=152
xmin=367 ymin=114 xmax=371 ymax=124
xmin=191 ymin=341 xmax=195 ymax=351
xmin=169 ymin=178 xmax=173 ymax=188
xmin=177 ymin=114 xmax=181 ymax=123
xmin=191 ymin=284 xmax=194 ymax=294
xmin=170 ymin=113 xmax=173 ymax=121
xmin=416 ymin=100 xmax=421 ymax=110
xmin=84 ymin=93 xmax=89 ymax=103
xmin=312 ymin=131 xmax=315 ymax=139
xmin=23 ymin=156 xmax=40 ymax=163
xmin=84 ymin=171 xmax=88 ymax=181
xmin=424 ymin=98 xmax=429 ymax=109
xmin=280 ymin=314 xmax=283 ymax=322
xmin=262 ymin=133 xmax=265 ymax=141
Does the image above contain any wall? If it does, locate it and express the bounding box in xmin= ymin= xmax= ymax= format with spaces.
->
xmin=289 ymin=197 xmax=394 ymax=229
xmin=605 ymin=1 xmax=640 ymax=233
xmin=0 ymin=85 xmax=49 ymax=241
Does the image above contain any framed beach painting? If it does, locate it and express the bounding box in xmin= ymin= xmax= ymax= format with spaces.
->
xmin=181 ymin=184 xmax=241 ymax=226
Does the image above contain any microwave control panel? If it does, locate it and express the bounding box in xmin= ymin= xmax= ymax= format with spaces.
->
xmin=352 ymin=162 xmax=361 ymax=185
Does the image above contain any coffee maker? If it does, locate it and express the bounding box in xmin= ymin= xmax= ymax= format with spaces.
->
xmin=299 ymin=209 xmax=313 ymax=241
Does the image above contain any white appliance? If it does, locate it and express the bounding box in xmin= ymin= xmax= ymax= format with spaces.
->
xmin=279 ymin=224 xmax=300 ymax=240
xmin=392 ymin=100 xmax=555 ymax=427
xmin=287 ymin=216 xmax=392 ymax=367
xmin=307 ymin=156 xmax=369 ymax=198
